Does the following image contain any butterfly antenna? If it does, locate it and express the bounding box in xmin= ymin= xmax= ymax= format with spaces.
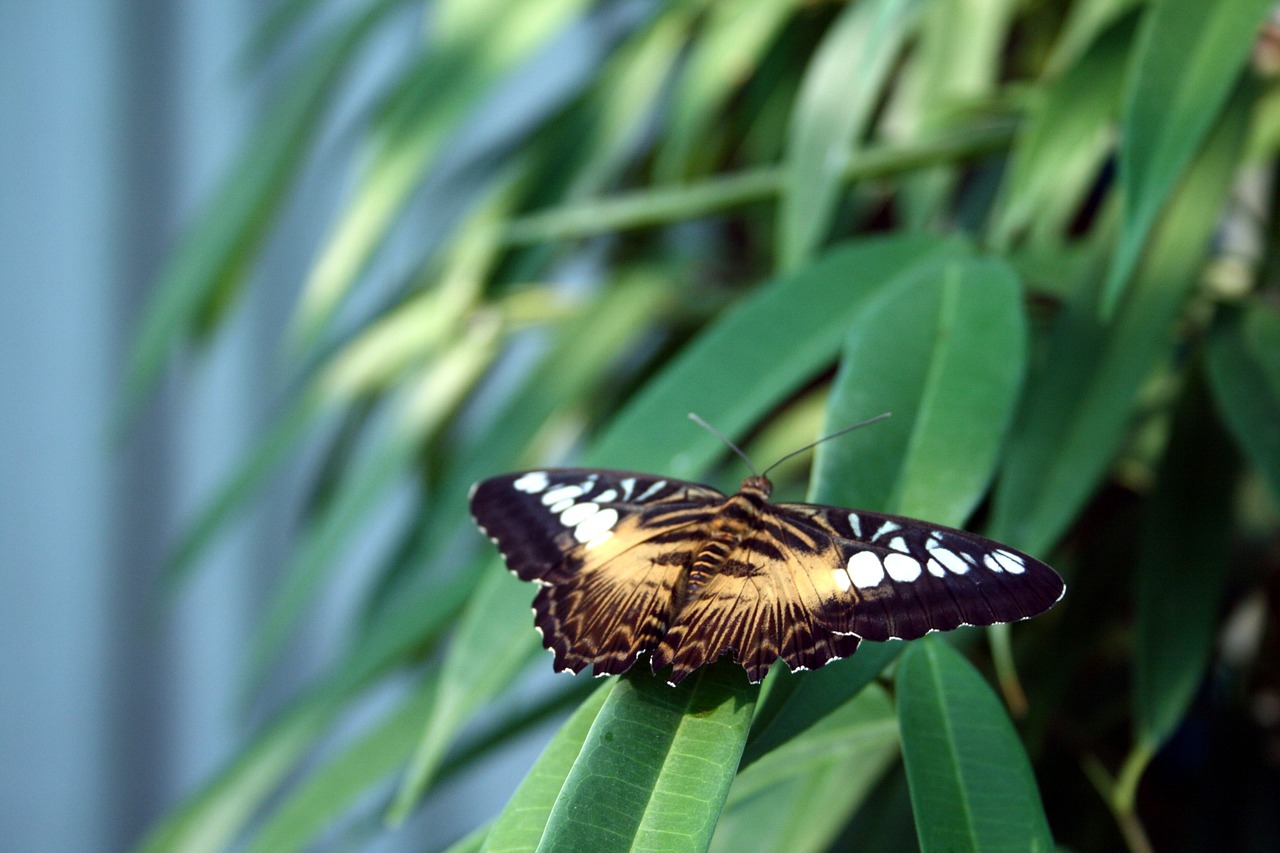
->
xmin=760 ymin=412 xmax=892 ymax=478
xmin=688 ymin=413 xmax=759 ymax=477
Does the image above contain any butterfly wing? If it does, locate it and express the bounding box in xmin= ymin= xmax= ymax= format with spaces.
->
xmin=469 ymin=468 xmax=725 ymax=676
xmin=777 ymin=502 xmax=1066 ymax=642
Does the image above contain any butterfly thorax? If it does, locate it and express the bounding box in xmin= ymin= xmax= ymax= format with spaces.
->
xmin=680 ymin=476 xmax=774 ymax=603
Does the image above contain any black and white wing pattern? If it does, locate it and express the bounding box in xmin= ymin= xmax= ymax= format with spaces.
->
xmin=470 ymin=469 xmax=1065 ymax=685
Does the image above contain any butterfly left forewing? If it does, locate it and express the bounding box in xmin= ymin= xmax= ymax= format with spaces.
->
xmin=778 ymin=502 xmax=1065 ymax=642
xmin=469 ymin=468 xmax=724 ymax=676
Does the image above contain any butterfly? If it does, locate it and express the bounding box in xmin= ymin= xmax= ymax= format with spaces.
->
xmin=470 ymin=435 xmax=1064 ymax=686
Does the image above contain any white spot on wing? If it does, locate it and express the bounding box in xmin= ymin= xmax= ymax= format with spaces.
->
xmin=848 ymin=513 xmax=863 ymax=538
xmin=574 ymin=507 xmax=619 ymax=543
xmin=926 ymin=558 xmax=947 ymax=578
xmin=884 ymin=553 xmax=922 ymax=582
xmin=983 ymin=553 xmax=1004 ymax=572
xmin=635 ymin=479 xmax=667 ymax=501
xmin=620 ymin=477 xmax=636 ymax=499
xmin=993 ymin=550 xmax=1026 ymax=574
xmin=596 ymin=489 xmax=618 ymax=503
xmin=541 ymin=485 xmax=584 ymax=506
xmin=550 ymin=498 xmax=575 ymax=513
xmin=559 ymin=502 xmax=599 ymax=526
xmin=846 ymin=551 xmax=885 ymax=588
xmin=887 ymin=535 xmax=909 ymax=554
xmin=514 ymin=471 xmax=549 ymax=493
xmin=931 ymin=547 xmax=970 ymax=575
xmin=873 ymin=520 xmax=900 ymax=541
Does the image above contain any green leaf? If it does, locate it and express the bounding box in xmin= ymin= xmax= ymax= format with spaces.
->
xmin=897 ymin=638 xmax=1054 ymax=853
xmin=1102 ymin=0 xmax=1272 ymax=314
xmin=535 ymin=661 xmax=756 ymax=853
xmin=292 ymin=0 xmax=593 ymax=345
xmin=993 ymin=79 xmax=1253 ymax=555
xmin=814 ymin=255 xmax=1028 ymax=526
xmin=480 ymin=684 xmax=613 ymax=853
xmin=592 ymin=234 xmax=971 ymax=479
xmin=741 ymin=642 xmax=899 ymax=769
xmin=712 ymin=685 xmax=899 ymax=853
xmin=779 ymin=0 xmax=924 ymax=267
xmin=990 ymin=11 xmax=1136 ymax=249
xmin=1208 ymin=303 xmax=1280 ymax=502
xmin=1133 ymin=371 xmax=1238 ymax=754
xmin=654 ymin=0 xmax=798 ymax=183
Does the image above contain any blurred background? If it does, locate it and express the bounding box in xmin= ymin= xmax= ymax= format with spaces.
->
xmin=4 ymin=2 xmax=1280 ymax=852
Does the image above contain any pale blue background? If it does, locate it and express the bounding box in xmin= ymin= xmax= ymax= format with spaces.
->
xmin=0 ymin=2 xmax=622 ymax=849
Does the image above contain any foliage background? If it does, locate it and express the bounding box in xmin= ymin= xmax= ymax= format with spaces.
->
xmin=11 ymin=0 xmax=1280 ymax=851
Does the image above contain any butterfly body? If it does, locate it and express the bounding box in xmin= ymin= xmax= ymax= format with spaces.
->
xmin=470 ymin=468 xmax=1064 ymax=685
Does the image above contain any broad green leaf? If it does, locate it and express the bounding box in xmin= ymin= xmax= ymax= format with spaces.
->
xmin=118 ymin=0 xmax=398 ymax=429
xmin=990 ymin=11 xmax=1136 ymax=249
xmin=712 ymin=685 xmax=899 ymax=853
xmin=593 ymin=234 xmax=971 ymax=477
xmin=814 ymin=255 xmax=1027 ymax=526
xmin=993 ymin=81 xmax=1252 ymax=556
xmin=244 ymin=676 xmax=439 ymax=853
xmin=136 ymin=697 xmax=334 ymax=853
xmin=292 ymin=0 xmax=594 ymax=346
xmin=1133 ymin=373 xmax=1238 ymax=754
xmin=897 ymin=638 xmax=1054 ymax=853
xmin=779 ymin=0 xmax=924 ymax=267
xmin=1208 ymin=303 xmax=1280 ymax=502
xmin=654 ymin=0 xmax=797 ymax=183
xmin=536 ymin=662 xmax=756 ymax=853
xmin=1102 ymin=0 xmax=1272 ymax=314
xmin=480 ymin=684 xmax=613 ymax=853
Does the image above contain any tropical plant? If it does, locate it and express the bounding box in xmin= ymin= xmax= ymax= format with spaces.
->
xmin=131 ymin=1 xmax=1280 ymax=851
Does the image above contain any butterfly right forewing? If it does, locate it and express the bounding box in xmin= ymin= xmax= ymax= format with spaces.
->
xmin=778 ymin=502 xmax=1065 ymax=642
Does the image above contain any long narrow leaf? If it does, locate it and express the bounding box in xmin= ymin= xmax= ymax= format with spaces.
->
xmin=1102 ymin=0 xmax=1272 ymax=314
xmin=898 ymin=637 xmax=1055 ymax=853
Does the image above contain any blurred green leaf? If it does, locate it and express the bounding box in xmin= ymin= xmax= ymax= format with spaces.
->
xmin=779 ymin=0 xmax=924 ymax=267
xmin=887 ymin=0 xmax=1015 ymax=228
xmin=1102 ymin=0 xmax=1271 ymax=314
xmin=292 ymin=0 xmax=596 ymax=346
xmin=655 ymin=0 xmax=798 ymax=183
xmin=118 ymin=0 xmax=401 ymax=429
xmin=1045 ymin=0 xmax=1141 ymax=76
xmin=898 ymin=637 xmax=1054 ymax=853
xmin=712 ymin=684 xmax=899 ymax=853
xmin=993 ymin=80 xmax=1252 ymax=555
xmin=1208 ymin=303 xmax=1280 ymax=502
xmin=814 ymin=255 xmax=1027 ymax=526
xmin=244 ymin=676 xmax=439 ymax=853
xmin=990 ymin=11 xmax=1135 ymax=249
xmin=535 ymin=661 xmax=756 ymax=853
xmin=1133 ymin=372 xmax=1238 ymax=757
